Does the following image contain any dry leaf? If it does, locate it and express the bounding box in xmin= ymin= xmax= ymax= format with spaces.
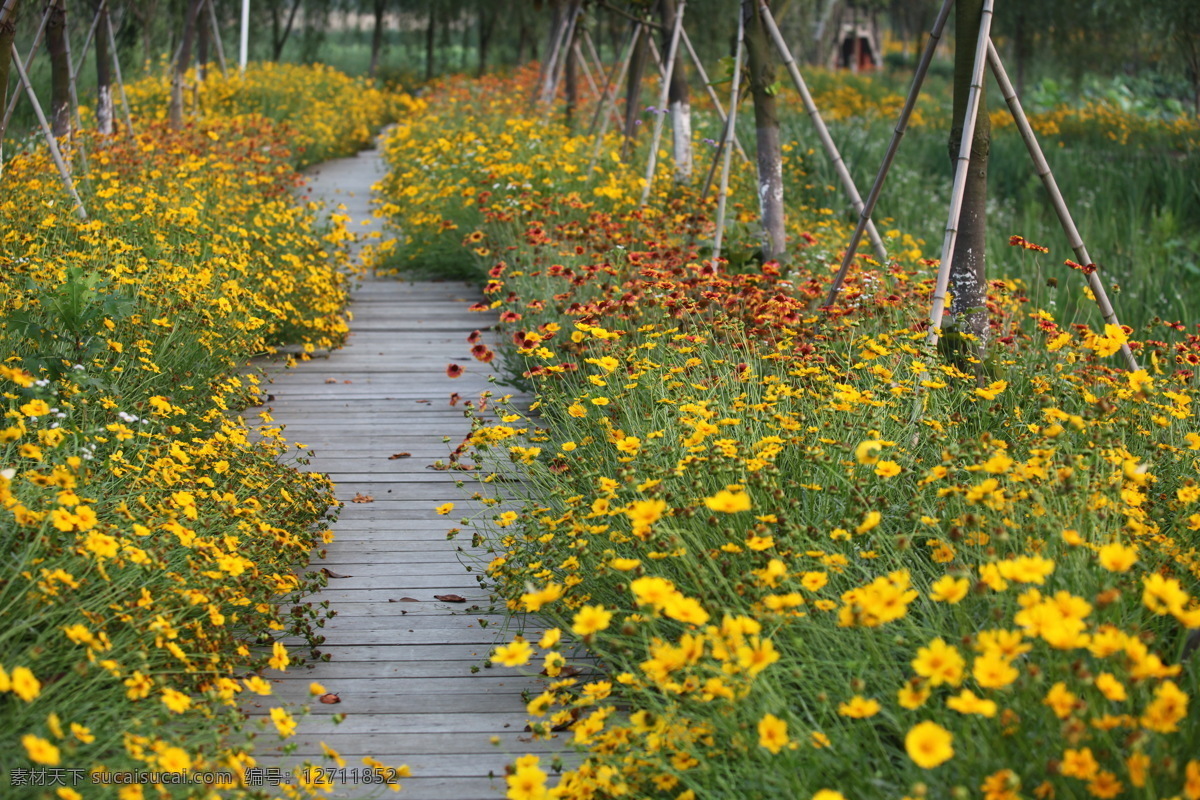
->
xmin=387 ymin=452 xmax=412 ymax=460
xmin=395 ymin=597 xmax=420 ymax=602
xmin=319 ymin=693 xmax=341 ymax=704
xmin=449 ymin=392 xmax=461 ymax=406
xmin=324 ymin=378 xmax=337 ymax=384
xmin=350 ymin=493 xmax=374 ymax=503
xmin=320 ymin=568 xmax=351 ymax=579
xmin=416 ymin=399 xmax=431 ymax=404
xmin=434 ymin=594 xmax=467 ymax=603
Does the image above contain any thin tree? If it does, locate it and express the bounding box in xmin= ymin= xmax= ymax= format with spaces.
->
xmin=92 ymin=0 xmax=113 ymax=135
xmin=46 ymin=0 xmax=71 ymax=138
xmin=743 ymin=0 xmax=785 ymax=260
xmin=170 ymin=0 xmax=204 ymax=129
xmin=270 ymin=0 xmax=302 ymax=61
xmin=660 ymin=0 xmax=691 ymax=182
xmin=369 ymin=0 xmax=387 ymax=77
xmin=0 ymin=0 xmax=20 ymax=174
xmin=621 ymin=24 xmax=650 ymax=160
xmin=947 ymin=0 xmax=990 ymax=345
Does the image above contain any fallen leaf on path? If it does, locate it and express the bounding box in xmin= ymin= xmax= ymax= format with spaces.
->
xmin=392 ymin=597 xmax=420 ymax=603
xmin=350 ymin=493 xmax=374 ymax=503
xmin=320 ymin=568 xmax=351 ymax=579
xmin=387 ymin=452 xmax=411 ymax=459
xmin=319 ymin=693 xmax=341 ymax=704
xmin=416 ymin=399 xmax=431 ymax=404
xmin=434 ymin=594 xmax=467 ymax=603
xmin=324 ymin=378 xmax=337 ymax=384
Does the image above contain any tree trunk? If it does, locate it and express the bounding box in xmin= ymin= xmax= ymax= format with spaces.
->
xmin=197 ymin=0 xmax=210 ymax=82
xmin=948 ymin=0 xmax=990 ymax=342
xmin=46 ymin=0 xmax=70 ymax=138
xmin=272 ymin=0 xmax=301 ymax=61
xmin=369 ymin=0 xmax=385 ymax=77
xmin=424 ymin=2 xmax=435 ymax=80
xmin=564 ymin=27 xmax=577 ymax=127
xmin=661 ymin=0 xmax=691 ymax=183
xmin=0 ymin=0 xmax=19 ymax=175
xmin=477 ymin=3 xmax=496 ymax=77
xmin=744 ymin=0 xmax=785 ymax=260
xmin=93 ymin=0 xmax=113 ymax=135
xmin=170 ymin=0 xmax=203 ymax=130
xmin=621 ymin=26 xmax=648 ymax=160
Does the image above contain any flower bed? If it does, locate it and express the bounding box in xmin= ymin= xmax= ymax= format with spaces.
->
xmin=379 ymin=68 xmax=1200 ymax=800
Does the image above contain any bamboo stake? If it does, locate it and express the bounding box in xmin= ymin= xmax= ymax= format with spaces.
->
xmin=698 ymin=111 xmax=732 ymax=205
xmin=2 ymin=4 xmax=52 ymax=132
xmin=987 ymin=39 xmax=1138 ymax=371
xmin=541 ymin=1 xmax=582 ymax=122
xmin=538 ymin=2 xmax=575 ymax=106
xmin=927 ymin=0 xmax=994 ymax=352
xmin=71 ymin=0 xmax=106 ymax=83
xmin=206 ymin=0 xmax=228 ymax=76
xmin=822 ymin=0 xmax=954 ymax=309
xmin=586 ymin=23 xmax=636 ymax=137
xmin=106 ymin=10 xmax=134 ymax=138
xmin=573 ymin=40 xmax=598 ymax=98
xmin=0 ymin=0 xmax=15 ymax=26
xmin=10 ymin=42 xmax=87 ymax=219
xmin=62 ymin=0 xmax=85 ymax=134
xmin=680 ymin=27 xmax=748 ymax=164
xmin=647 ymin=31 xmax=666 ymax=79
xmin=759 ymin=2 xmax=886 ymax=267
xmin=581 ymin=28 xmax=605 ymax=84
xmin=711 ymin=6 xmax=744 ymax=270
xmin=586 ymin=22 xmax=640 ymax=180
xmin=638 ymin=0 xmax=685 ymax=206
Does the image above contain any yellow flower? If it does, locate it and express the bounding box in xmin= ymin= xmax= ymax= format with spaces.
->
xmin=492 ymin=639 xmax=534 ymax=667
xmin=898 ymin=682 xmax=931 ymax=709
xmin=567 ymin=403 xmax=587 ymax=418
xmin=1141 ymin=680 xmax=1188 ymax=733
xmin=837 ymin=695 xmax=881 ymax=718
xmin=506 ymin=754 xmax=548 ymax=800
xmin=946 ymin=688 xmax=997 ymax=717
xmin=538 ymin=629 xmax=561 ymax=649
xmin=243 ymin=676 xmax=272 ymax=696
xmin=975 ymin=380 xmax=1008 ymax=400
xmin=269 ymin=640 xmax=290 ymax=671
xmin=736 ymin=637 xmax=780 ymax=677
xmin=874 ymin=460 xmax=902 ymax=478
xmin=309 ymin=682 xmax=326 ymax=696
xmin=854 ymin=439 xmax=889 ymax=465
xmin=435 ymin=502 xmax=454 ymax=515
xmin=973 ymin=652 xmax=1019 ymax=689
xmin=1060 ymin=747 xmax=1100 ymax=780
xmin=1094 ymin=672 xmax=1127 ymax=702
xmin=22 ymin=734 xmax=60 ymax=765
xmin=757 ymin=713 xmax=789 ymax=754
xmin=855 ymin=510 xmax=881 ymax=534
xmin=1097 ymin=542 xmax=1138 ymax=572
xmin=703 ymin=489 xmax=751 ymax=513
xmin=610 ymin=558 xmax=641 ymax=571
xmin=571 ymin=605 xmax=613 ymax=637
xmin=929 ymin=574 xmax=969 ymax=604
xmin=912 ymin=638 xmax=965 ymax=687
xmin=162 ymin=688 xmax=192 ymax=713
xmin=812 ymin=792 xmax=847 ymax=800
xmin=157 ymin=746 xmax=193 ymax=772
xmin=11 ymin=666 xmax=41 ymax=702
xmin=905 ymin=721 xmax=953 ymax=768
xmin=1142 ymin=573 xmax=1189 ymax=615
xmin=1044 ymin=681 xmax=1079 ymax=719
xmin=270 ymin=706 xmax=297 ymax=737
xmin=521 ymin=583 xmax=563 ymax=612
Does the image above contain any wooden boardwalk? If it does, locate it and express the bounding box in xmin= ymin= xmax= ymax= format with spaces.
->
xmin=248 ymin=146 xmax=551 ymax=799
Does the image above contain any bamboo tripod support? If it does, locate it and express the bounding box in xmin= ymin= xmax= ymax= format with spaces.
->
xmin=206 ymin=0 xmax=228 ymax=76
xmin=822 ymin=0 xmax=955 ymax=309
xmin=638 ymin=0 xmax=686 ymax=206
xmin=9 ymin=41 xmax=87 ymax=219
xmin=927 ymin=0 xmax=995 ymax=353
xmin=680 ymin=28 xmax=748 ymax=164
xmin=758 ymin=2 xmax=888 ymax=266
xmin=586 ymin=23 xmax=636 ymax=138
xmin=586 ymin=22 xmax=639 ymax=179
xmin=986 ymin=40 xmax=1138 ymax=371
xmin=106 ymin=11 xmax=135 ymax=138
xmin=710 ymin=7 xmax=745 ymax=270
xmin=2 ymin=5 xmax=52 ymax=133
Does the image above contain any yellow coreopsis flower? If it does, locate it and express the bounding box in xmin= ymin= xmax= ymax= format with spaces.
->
xmin=703 ymin=489 xmax=751 ymax=513
xmin=571 ymin=605 xmax=613 ymax=637
xmin=757 ymin=713 xmax=789 ymax=754
xmin=905 ymin=721 xmax=953 ymax=768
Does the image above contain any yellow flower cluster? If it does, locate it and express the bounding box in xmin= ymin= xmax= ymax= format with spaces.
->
xmin=383 ymin=69 xmax=1200 ymax=800
xmin=1 ymin=63 xmax=393 ymax=797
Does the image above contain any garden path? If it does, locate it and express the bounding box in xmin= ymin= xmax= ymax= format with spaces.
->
xmin=248 ymin=143 xmax=552 ymax=799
